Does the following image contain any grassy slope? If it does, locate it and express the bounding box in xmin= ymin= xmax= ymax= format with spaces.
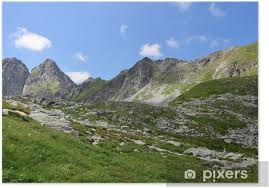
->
xmin=3 ymin=115 xmax=257 ymax=183
xmin=170 ymin=75 xmax=258 ymax=106
xmin=2 ymin=116 xmax=210 ymax=183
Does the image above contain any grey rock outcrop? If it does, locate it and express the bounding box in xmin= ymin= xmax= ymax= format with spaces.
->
xmin=2 ymin=58 xmax=30 ymax=96
xmin=23 ymin=58 xmax=76 ymax=99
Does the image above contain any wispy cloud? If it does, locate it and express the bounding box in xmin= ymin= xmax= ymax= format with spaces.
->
xmin=165 ymin=35 xmax=228 ymax=51
xmin=176 ymin=2 xmax=192 ymax=12
xmin=73 ymin=52 xmax=88 ymax=63
xmin=139 ymin=43 xmax=162 ymax=58
xmin=186 ymin=35 xmax=208 ymax=44
xmin=166 ymin=37 xmax=179 ymax=48
xmin=66 ymin=71 xmax=91 ymax=84
xmin=10 ymin=27 xmax=52 ymax=52
xmin=120 ymin=24 xmax=128 ymax=35
xmin=209 ymin=3 xmax=226 ymax=17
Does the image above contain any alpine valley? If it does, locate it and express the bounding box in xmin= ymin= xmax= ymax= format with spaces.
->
xmin=2 ymin=42 xmax=258 ymax=183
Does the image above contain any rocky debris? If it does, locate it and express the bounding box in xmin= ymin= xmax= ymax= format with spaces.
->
xmin=156 ymin=117 xmax=205 ymax=137
xmin=88 ymin=135 xmax=103 ymax=145
xmin=133 ymin=140 xmax=145 ymax=145
xmin=2 ymin=109 xmax=9 ymax=116
xmin=183 ymin=147 xmax=243 ymax=160
xmin=121 ymin=126 xmax=129 ymax=130
xmin=148 ymin=145 xmax=183 ymax=156
xmin=220 ymin=124 xmax=258 ymax=148
xmin=166 ymin=140 xmax=182 ymax=147
xmin=72 ymin=118 xmax=115 ymax=130
xmin=23 ymin=58 xmax=76 ymax=99
xmin=219 ymin=158 xmax=257 ymax=169
xmin=2 ymin=58 xmax=30 ymax=96
xmin=2 ymin=109 xmax=29 ymax=118
xmin=200 ymin=156 xmax=257 ymax=170
xmin=183 ymin=147 xmax=257 ymax=169
xmin=28 ymin=103 xmax=77 ymax=135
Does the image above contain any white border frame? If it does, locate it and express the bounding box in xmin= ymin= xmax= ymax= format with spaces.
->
xmin=1 ymin=0 xmax=268 ymax=187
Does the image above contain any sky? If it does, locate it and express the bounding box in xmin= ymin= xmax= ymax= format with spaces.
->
xmin=3 ymin=2 xmax=258 ymax=83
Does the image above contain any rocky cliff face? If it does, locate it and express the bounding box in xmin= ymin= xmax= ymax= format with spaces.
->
xmin=2 ymin=58 xmax=30 ymax=96
xmin=23 ymin=58 xmax=76 ymax=99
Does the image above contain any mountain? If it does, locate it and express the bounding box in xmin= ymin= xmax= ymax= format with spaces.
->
xmin=23 ymin=58 xmax=76 ymax=99
xmin=83 ymin=57 xmax=154 ymax=102
xmin=69 ymin=77 xmax=107 ymax=101
xmin=2 ymin=58 xmax=30 ymax=96
xmin=3 ymin=42 xmax=257 ymax=104
xmin=73 ymin=42 xmax=258 ymax=105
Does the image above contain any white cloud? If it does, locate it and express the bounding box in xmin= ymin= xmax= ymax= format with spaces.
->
xmin=66 ymin=71 xmax=91 ymax=84
xmin=11 ymin=27 xmax=52 ymax=51
xmin=139 ymin=43 xmax=162 ymax=58
xmin=176 ymin=2 xmax=192 ymax=12
xmin=186 ymin=35 xmax=208 ymax=44
xmin=209 ymin=3 xmax=226 ymax=17
xmin=73 ymin=52 xmax=88 ymax=63
xmin=166 ymin=37 xmax=179 ymax=48
xmin=120 ymin=24 xmax=128 ymax=34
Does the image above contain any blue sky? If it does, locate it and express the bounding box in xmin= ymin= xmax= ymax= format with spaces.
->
xmin=3 ymin=2 xmax=258 ymax=83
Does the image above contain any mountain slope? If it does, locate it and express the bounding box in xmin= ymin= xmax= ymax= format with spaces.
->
xmin=170 ymin=75 xmax=258 ymax=106
xmin=75 ymin=57 xmax=154 ymax=103
xmin=131 ymin=42 xmax=258 ymax=106
xmin=2 ymin=58 xmax=30 ymax=96
xmin=73 ymin=42 xmax=257 ymax=105
xmin=23 ymin=59 xmax=76 ymax=99
xmin=169 ymin=75 xmax=258 ymax=147
xmin=69 ymin=77 xmax=107 ymax=101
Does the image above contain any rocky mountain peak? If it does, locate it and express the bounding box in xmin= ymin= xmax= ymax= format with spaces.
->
xmin=23 ymin=58 xmax=75 ymax=99
xmin=33 ymin=58 xmax=61 ymax=74
xmin=134 ymin=57 xmax=153 ymax=67
xmin=82 ymin=77 xmax=94 ymax=84
xmin=2 ymin=57 xmax=30 ymax=96
xmin=3 ymin=57 xmax=20 ymax=63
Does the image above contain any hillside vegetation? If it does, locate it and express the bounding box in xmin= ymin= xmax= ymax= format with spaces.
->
xmin=170 ymin=75 xmax=258 ymax=106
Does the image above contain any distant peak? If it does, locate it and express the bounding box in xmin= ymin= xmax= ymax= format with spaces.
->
xmin=134 ymin=57 xmax=153 ymax=68
xmin=43 ymin=58 xmax=56 ymax=64
xmin=83 ymin=77 xmax=94 ymax=83
xmin=3 ymin=57 xmax=22 ymax=63
xmin=140 ymin=57 xmax=152 ymax=62
xmin=164 ymin=57 xmax=179 ymax=62
xmin=39 ymin=58 xmax=59 ymax=68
